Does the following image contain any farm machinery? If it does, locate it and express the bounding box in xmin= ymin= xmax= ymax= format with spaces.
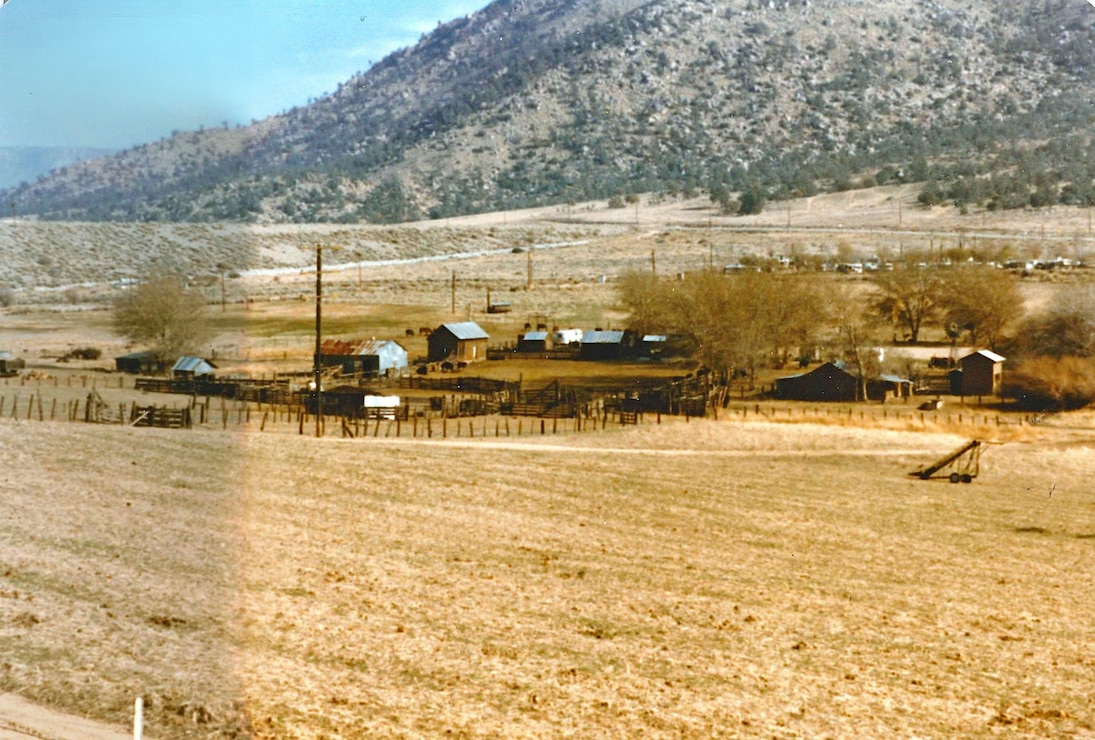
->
xmin=910 ymin=439 xmax=984 ymax=483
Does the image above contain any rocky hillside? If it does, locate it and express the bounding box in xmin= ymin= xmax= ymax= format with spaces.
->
xmin=3 ymin=0 xmax=1093 ymax=223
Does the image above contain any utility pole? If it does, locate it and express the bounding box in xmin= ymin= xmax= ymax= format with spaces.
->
xmin=451 ymin=270 xmax=456 ymax=314
xmin=314 ymin=244 xmax=323 ymax=438
xmin=526 ymin=248 xmax=532 ymax=290
xmin=651 ymin=248 xmax=656 ymax=278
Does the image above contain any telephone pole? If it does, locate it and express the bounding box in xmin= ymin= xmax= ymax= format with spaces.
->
xmin=314 ymin=244 xmax=323 ymax=438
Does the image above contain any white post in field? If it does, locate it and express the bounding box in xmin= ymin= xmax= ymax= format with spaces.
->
xmin=133 ymin=696 xmax=144 ymax=740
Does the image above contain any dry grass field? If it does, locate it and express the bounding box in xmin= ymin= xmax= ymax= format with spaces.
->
xmin=2 ymin=192 xmax=1095 ymax=738
xmin=2 ymin=415 xmax=1095 ymax=738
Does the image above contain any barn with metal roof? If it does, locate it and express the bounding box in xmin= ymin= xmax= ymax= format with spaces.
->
xmin=319 ymin=339 xmax=408 ymax=377
xmin=427 ymin=322 xmax=490 ymax=363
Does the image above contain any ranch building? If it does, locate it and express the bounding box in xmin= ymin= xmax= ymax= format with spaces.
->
xmin=115 ymin=350 xmax=168 ymax=375
xmin=428 ymin=322 xmax=490 ymax=363
xmin=775 ymin=361 xmax=858 ymax=402
xmin=959 ymin=349 xmax=1005 ymax=397
xmin=579 ymin=329 xmax=627 ymax=361
xmin=640 ymin=334 xmax=668 ymax=359
xmin=0 ymin=351 xmax=26 ymax=375
xmin=866 ymin=374 xmax=914 ymax=402
xmin=517 ymin=330 xmax=551 ymax=353
xmin=172 ymin=356 xmax=217 ymax=380
xmin=318 ymin=338 xmax=408 ymax=377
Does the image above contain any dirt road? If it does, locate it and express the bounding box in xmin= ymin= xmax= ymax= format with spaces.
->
xmin=0 ymin=694 xmax=130 ymax=740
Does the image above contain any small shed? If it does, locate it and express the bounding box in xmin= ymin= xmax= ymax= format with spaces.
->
xmin=517 ymin=330 xmax=551 ymax=353
xmin=640 ymin=335 xmax=668 ymax=358
xmin=319 ymin=339 xmax=408 ymax=377
xmin=775 ymin=361 xmax=858 ymax=402
xmin=428 ymin=322 xmax=490 ymax=363
xmin=0 ymin=351 xmax=26 ymax=375
xmin=172 ymin=356 xmax=217 ymax=380
xmin=960 ymin=350 xmax=1005 ymax=397
xmin=579 ymin=330 xmax=627 ymax=361
xmin=115 ymin=350 xmax=167 ymax=375
xmin=867 ymin=374 xmax=914 ymax=402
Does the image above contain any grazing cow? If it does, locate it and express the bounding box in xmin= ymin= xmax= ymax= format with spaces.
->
xmin=419 ymin=327 xmax=433 ymax=336
xmin=405 ymin=328 xmax=415 ymax=337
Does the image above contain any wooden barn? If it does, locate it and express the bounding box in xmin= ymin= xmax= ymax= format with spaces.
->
xmin=115 ymin=350 xmax=168 ymax=375
xmin=318 ymin=338 xmax=408 ymax=377
xmin=517 ymin=330 xmax=551 ymax=352
xmin=775 ymin=361 xmax=859 ymax=402
xmin=0 ymin=351 xmax=26 ymax=375
xmin=172 ymin=356 xmax=217 ymax=380
xmin=579 ymin=330 xmax=627 ymax=361
xmin=959 ymin=350 xmax=1005 ymax=397
xmin=427 ymin=322 xmax=490 ymax=363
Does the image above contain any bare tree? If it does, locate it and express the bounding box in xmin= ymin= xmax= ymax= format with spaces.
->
xmin=873 ymin=263 xmax=944 ymax=343
xmin=617 ymin=269 xmax=826 ymax=384
xmin=616 ymin=269 xmax=669 ymax=338
xmin=937 ymin=266 xmax=1023 ymax=350
xmin=1011 ymin=283 xmax=1095 ymax=358
xmin=113 ymin=274 xmax=210 ymax=361
xmin=828 ymin=282 xmax=884 ymax=401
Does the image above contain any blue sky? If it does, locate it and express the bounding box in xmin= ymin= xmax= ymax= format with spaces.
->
xmin=0 ymin=0 xmax=487 ymax=149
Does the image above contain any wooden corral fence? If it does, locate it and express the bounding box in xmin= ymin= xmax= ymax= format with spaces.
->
xmin=487 ymin=346 xmax=579 ymax=361
xmin=134 ymin=377 xmax=291 ymax=400
xmin=396 ymin=375 xmax=519 ymax=396
xmin=130 ymin=404 xmax=192 ymax=429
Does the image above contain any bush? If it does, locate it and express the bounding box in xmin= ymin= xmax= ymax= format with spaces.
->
xmin=1001 ymin=356 xmax=1095 ymax=411
xmin=0 ymin=288 xmax=14 ymax=308
xmin=738 ymin=187 xmax=765 ymax=215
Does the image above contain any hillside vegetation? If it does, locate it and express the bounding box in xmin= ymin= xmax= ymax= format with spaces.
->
xmin=2 ymin=0 xmax=1092 ymax=223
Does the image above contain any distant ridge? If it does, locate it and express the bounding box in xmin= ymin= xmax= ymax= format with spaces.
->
xmin=2 ymin=0 xmax=1092 ymax=223
xmin=0 ymin=146 xmax=117 ymax=191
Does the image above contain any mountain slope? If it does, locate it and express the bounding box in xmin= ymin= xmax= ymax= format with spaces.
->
xmin=4 ymin=0 xmax=1093 ymax=223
